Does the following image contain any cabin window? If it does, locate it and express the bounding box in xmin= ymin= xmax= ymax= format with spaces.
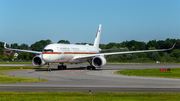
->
xmin=43 ymin=49 xmax=53 ymax=53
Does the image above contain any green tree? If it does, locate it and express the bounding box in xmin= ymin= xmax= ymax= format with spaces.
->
xmin=126 ymin=40 xmax=137 ymax=50
xmin=146 ymin=40 xmax=159 ymax=49
xmin=99 ymin=44 xmax=106 ymax=49
xmin=136 ymin=53 xmax=147 ymax=58
xmin=58 ymin=40 xmax=70 ymax=44
xmin=147 ymin=47 xmax=161 ymax=61
xmin=20 ymin=44 xmax=29 ymax=50
xmin=126 ymin=54 xmax=138 ymax=60
xmin=119 ymin=41 xmax=126 ymax=47
xmin=0 ymin=48 xmax=3 ymax=56
xmin=106 ymin=43 xmax=118 ymax=49
xmin=175 ymin=39 xmax=180 ymax=49
xmin=11 ymin=43 xmax=19 ymax=49
xmin=18 ymin=52 xmax=34 ymax=60
xmin=157 ymin=40 xmax=165 ymax=49
xmin=161 ymin=53 xmax=176 ymax=62
xmin=0 ymin=55 xmax=2 ymax=60
xmin=136 ymin=42 xmax=146 ymax=50
xmin=170 ymin=49 xmax=180 ymax=58
xmin=150 ymin=52 xmax=161 ymax=61
xmin=31 ymin=42 xmax=44 ymax=51
xmin=31 ymin=39 xmax=52 ymax=51
xmin=9 ymin=52 xmax=14 ymax=61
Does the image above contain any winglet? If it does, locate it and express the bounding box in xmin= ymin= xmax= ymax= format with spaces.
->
xmin=169 ymin=43 xmax=176 ymax=50
xmin=4 ymin=42 xmax=7 ymax=49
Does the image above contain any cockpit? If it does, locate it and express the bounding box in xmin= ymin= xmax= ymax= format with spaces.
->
xmin=42 ymin=49 xmax=53 ymax=53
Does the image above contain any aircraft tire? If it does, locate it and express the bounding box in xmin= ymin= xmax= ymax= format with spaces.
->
xmin=87 ymin=66 xmax=91 ymax=70
xmin=63 ymin=66 xmax=67 ymax=69
xmin=58 ymin=66 xmax=60 ymax=70
xmin=47 ymin=68 xmax=51 ymax=71
xmin=92 ymin=67 xmax=96 ymax=70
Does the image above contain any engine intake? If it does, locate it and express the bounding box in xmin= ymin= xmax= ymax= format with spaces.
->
xmin=32 ymin=55 xmax=46 ymax=67
xmin=92 ymin=56 xmax=106 ymax=68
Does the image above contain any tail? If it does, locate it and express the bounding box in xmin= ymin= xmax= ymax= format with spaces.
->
xmin=93 ymin=24 xmax=101 ymax=47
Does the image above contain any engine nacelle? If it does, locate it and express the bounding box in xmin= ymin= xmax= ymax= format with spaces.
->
xmin=92 ymin=56 xmax=106 ymax=68
xmin=32 ymin=55 xmax=46 ymax=67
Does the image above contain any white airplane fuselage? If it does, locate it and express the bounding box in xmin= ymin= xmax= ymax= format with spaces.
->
xmin=42 ymin=44 xmax=99 ymax=63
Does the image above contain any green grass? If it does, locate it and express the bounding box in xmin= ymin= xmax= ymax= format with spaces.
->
xmin=0 ymin=66 xmax=47 ymax=83
xmin=0 ymin=92 xmax=180 ymax=101
xmin=116 ymin=68 xmax=180 ymax=78
xmin=0 ymin=62 xmax=32 ymax=64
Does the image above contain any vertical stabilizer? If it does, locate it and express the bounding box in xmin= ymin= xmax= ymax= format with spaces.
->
xmin=93 ymin=24 xmax=101 ymax=47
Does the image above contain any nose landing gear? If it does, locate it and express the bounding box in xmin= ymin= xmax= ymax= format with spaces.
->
xmin=46 ymin=63 xmax=51 ymax=71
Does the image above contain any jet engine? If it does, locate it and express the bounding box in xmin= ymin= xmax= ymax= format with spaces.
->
xmin=92 ymin=56 xmax=106 ymax=68
xmin=32 ymin=55 xmax=46 ymax=67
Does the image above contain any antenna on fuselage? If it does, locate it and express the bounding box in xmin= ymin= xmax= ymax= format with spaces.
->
xmin=93 ymin=24 xmax=101 ymax=48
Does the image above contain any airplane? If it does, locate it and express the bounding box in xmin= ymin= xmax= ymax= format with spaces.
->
xmin=4 ymin=24 xmax=175 ymax=71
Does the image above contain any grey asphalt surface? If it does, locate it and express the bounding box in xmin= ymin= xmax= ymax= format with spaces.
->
xmin=1 ymin=64 xmax=180 ymax=93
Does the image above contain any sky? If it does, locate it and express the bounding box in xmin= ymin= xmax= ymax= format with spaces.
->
xmin=0 ymin=0 xmax=180 ymax=46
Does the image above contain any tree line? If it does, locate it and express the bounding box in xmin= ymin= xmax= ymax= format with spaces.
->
xmin=0 ymin=38 xmax=180 ymax=62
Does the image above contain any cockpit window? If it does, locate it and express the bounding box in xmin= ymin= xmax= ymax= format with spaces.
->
xmin=43 ymin=49 xmax=53 ymax=53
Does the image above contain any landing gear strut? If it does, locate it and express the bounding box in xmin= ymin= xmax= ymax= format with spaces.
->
xmin=87 ymin=60 xmax=96 ymax=70
xmin=46 ymin=63 xmax=51 ymax=71
xmin=58 ymin=63 xmax=67 ymax=70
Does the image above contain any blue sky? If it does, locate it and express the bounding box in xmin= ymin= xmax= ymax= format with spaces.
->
xmin=0 ymin=0 xmax=180 ymax=46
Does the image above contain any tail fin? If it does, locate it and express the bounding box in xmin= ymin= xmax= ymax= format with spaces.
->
xmin=93 ymin=24 xmax=101 ymax=47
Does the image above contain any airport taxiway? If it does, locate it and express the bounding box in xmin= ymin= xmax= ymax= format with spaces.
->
xmin=1 ymin=64 xmax=180 ymax=93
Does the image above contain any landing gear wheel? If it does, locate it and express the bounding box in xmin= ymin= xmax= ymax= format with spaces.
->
xmin=58 ymin=65 xmax=67 ymax=70
xmin=87 ymin=66 xmax=96 ymax=70
xmin=63 ymin=66 xmax=67 ymax=69
xmin=46 ymin=63 xmax=51 ymax=71
xmin=87 ymin=66 xmax=90 ymax=70
xmin=92 ymin=67 xmax=96 ymax=70
xmin=47 ymin=68 xmax=51 ymax=71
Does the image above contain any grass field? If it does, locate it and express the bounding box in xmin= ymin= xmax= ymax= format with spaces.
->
xmin=116 ymin=68 xmax=180 ymax=78
xmin=0 ymin=66 xmax=47 ymax=83
xmin=0 ymin=62 xmax=32 ymax=64
xmin=0 ymin=92 xmax=180 ymax=101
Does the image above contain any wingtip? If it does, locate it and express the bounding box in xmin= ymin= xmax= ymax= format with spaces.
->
xmin=169 ymin=43 xmax=176 ymax=50
xmin=4 ymin=42 xmax=7 ymax=49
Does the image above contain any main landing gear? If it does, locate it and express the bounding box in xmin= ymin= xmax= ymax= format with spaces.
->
xmin=87 ymin=66 xmax=96 ymax=70
xmin=87 ymin=60 xmax=96 ymax=70
xmin=58 ymin=63 xmax=67 ymax=70
xmin=46 ymin=63 xmax=51 ymax=71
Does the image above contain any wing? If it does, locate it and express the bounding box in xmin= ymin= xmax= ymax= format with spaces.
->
xmin=4 ymin=42 xmax=42 ymax=54
xmin=73 ymin=43 xmax=176 ymax=60
xmin=100 ymin=48 xmax=124 ymax=52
